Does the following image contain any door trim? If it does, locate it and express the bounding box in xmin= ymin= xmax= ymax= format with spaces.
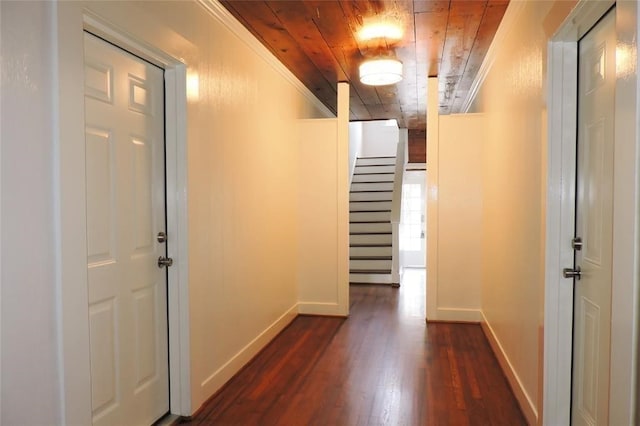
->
xmin=56 ymin=6 xmax=191 ymax=424
xmin=545 ymin=1 xmax=639 ymax=424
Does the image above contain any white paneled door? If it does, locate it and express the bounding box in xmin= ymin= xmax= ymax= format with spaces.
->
xmin=572 ymin=9 xmax=615 ymax=426
xmin=84 ymin=32 xmax=169 ymax=426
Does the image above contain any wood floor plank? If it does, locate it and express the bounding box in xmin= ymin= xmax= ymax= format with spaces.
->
xmin=182 ymin=272 xmax=527 ymax=425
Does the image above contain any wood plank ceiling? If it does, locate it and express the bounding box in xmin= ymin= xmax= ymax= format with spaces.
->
xmin=220 ymin=0 xmax=509 ymax=131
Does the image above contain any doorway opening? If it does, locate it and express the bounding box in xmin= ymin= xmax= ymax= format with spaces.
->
xmin=399 ymin=168 xmax=426 ymax=304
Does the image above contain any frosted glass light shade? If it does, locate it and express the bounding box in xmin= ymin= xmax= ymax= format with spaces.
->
xmin=359 ymin=58 xmax=403 ymax=86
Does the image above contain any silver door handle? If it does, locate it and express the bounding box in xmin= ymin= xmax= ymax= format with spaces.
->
xmin=562 ymin=266 xmax=581 ymax=280
xmin=158 ymin=256 xmax=173 ymax=268
xmin=571 ymin=237 xmax=583 ymax=251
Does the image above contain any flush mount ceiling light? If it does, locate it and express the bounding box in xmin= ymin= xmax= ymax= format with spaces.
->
xmin=359 ymin=58 xmax=403 ymax=86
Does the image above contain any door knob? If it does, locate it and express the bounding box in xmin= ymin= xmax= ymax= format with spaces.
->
xmin=158 ymin=256 xmax=173 ymax=268
xmin=562 ymin=266 xmax=581 ymax=280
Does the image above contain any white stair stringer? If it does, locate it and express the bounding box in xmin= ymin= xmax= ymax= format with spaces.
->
xmin=349 ymin=156 xmax=398 ymax=285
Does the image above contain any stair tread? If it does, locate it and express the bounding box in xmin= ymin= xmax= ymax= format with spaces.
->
xmin=349 ymin=189 xmax=393 ymax=194
xmin=350 ymin=221 xmax=391 ymax=224
xmin=350 ymin=244 xmax=392 ymax=247
xmin=353 ymin=172 xmax=395 ymax=175
xmin=350 ymin=256 xmax=392 ymax=260
xmin=349 ymin=269 xmax=392 ymax=274
xmin=349 ymin=212 xmax=392 ymax=215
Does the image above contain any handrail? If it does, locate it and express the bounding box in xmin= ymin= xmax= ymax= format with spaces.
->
xmin=390 ymin=132 xmax=406 ymax=286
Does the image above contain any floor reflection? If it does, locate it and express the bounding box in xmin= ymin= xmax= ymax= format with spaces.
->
xmin=399 ymin=267 xmax=426 ymax=321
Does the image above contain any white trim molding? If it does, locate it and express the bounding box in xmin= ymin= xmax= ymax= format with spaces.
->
xmin=298 ymin=302 xmax=346 ymax=317
xmin=200 ymin=304 xmax=298 ymax=396
xmin=435 ymin=308 xmax=482 ymax=323
xmin=481 ymin=314 xmax=537 ymax=425
xmin=426 ymin=77 xmax=439 ymax=321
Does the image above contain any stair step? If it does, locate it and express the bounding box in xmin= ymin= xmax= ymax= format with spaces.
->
xmin=350 ymin=222 xmax=391 ymax=234
xmin=352 ymin=174 xmax=395 ymax=183
xmin=356 ymin=157 xmax=396 ymax=166
xmin=350 ymin=211 xmax=391 ymax=222
xmin=350 ymin=234 xmax=393 ymax=245
xmin=350 ymin=182 xmax=394 ymax=192
xmin=350 ymin=256 xmax=392 ymax=260
xmin=353 ymin=165 xmax=395 ymax=174
xmin=350 ymin=201 xmax=392 ymax=212
xmin=350 ymin=246 xmax=392 ymax=257
xmin=350 ymin=258 xmax=392 ymax=270
xmin=350 ymin=192 xmax=393 ymax=202
xmin=349 ymin=268 xmax=392 ymax=274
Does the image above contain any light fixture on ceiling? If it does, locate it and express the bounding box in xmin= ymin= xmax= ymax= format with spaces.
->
xmin=359 ymin=58 xmax=403 ymax=86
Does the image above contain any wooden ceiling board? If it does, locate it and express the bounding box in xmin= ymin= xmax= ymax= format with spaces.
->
xmin=220 ymin=0 xmax=339 ymax=113
xmin=219 ymin=0 xmax=508 ymax=130
xmin=438 ymin=0 xmax=487 ymax=114
xmin=414 ymin=0 xmax=453 ymax=14
xmin=266 ymin=1 xmax=348 ymax=82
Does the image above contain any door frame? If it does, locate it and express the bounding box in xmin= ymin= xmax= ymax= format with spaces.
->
xmin=56 ymin=5 xmax=191 ymax=424
xmin=544 ymin=1 xmax=639 ymax=424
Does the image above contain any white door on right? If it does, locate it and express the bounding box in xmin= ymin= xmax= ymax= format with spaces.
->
xmin=572 ymin=8 xmax=615 ymax=425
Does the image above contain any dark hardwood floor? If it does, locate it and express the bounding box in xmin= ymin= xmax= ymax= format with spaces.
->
xmin=182 ymin=270 xmax=527 ymax=425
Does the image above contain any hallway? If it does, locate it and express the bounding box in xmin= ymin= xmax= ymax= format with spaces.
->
xmin=183 ymin=271 xmax=526 ymax=425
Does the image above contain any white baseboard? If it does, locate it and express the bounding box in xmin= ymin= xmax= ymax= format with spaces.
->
xmin=298 ymin=302 xmax=347 ymax=317
xmin=199 ymin=303 xmax=298 ymax=401
xmin=432 ymin=307 xmax=482 ymax=322
xmin=480 ymin=312 xmax=537 ymax=425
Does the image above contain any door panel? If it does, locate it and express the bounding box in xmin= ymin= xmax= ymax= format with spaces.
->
xmin=572 ymin=9 xmax=615 ymax=426
xmin=84 ymin=32 xmax=169 ymax=426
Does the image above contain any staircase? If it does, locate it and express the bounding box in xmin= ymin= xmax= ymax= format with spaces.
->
xmin=349 ymin=156 xmax=397 ymax=285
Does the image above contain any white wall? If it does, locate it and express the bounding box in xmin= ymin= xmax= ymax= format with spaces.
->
xmin=427 ymin=105 xmax=485 ymax=322
xmin=348 ymin=122 xmax=363 ymax=184
xmin=297 ymin=83 xmax=349 ymax=316
xmin=436 ymin=115 xmax=484 ymax=317
xmin=470 ymin=1 xmax=577 ymax=423
xmin=426 ymin=103 xmax=484 ymax=322
xmin=1 ymin=0 xmax=332 ymax=422
xmin=360 ymin=120 xmax=399 ymax=157
xmin=1 ymin=2 xmax=62 ymax=424
xmin=298 ymin=120 xmax=339 ymax=305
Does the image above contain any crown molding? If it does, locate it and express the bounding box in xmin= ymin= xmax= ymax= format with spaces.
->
xmin=196 ymin=0 xmax=334 ymax=118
